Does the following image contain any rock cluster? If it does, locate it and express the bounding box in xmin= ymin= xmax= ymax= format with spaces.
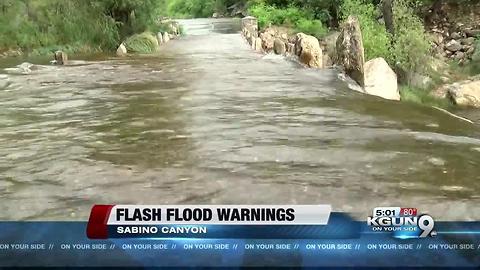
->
xmin=427 ymin=2 xmax=479 ymax=64
xmin=241 ymin=17 xmax=325 ymax=69
xmin=430 ymin=23 xmax=478 ymax=64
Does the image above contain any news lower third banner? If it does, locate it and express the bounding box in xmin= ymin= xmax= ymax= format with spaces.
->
xmin=0 ymin=205 xmax=480 ymax=268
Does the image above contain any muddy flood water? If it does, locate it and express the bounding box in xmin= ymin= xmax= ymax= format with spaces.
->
xmin=0 ymin=18 xmax=480 ymax=221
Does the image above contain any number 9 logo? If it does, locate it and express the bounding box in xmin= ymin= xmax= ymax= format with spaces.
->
xmin=418 ymin=215 xmax=435 ymax=238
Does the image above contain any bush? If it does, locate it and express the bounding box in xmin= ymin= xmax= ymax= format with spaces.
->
xmin=0 ymin=0 xmax=164 ymax=53
xmin=248 ymin=3 xmax=327 ymax=37
xmin=339 ymin=0 xmax=431 ymax=76
xmin=124 ymin=32 xmax=159 ymax=53
xmin=400 ymin=86 xmax=451 ymax=108
xmin=391 ymin=0 xmax=431 ymax=74
xmin=295 ymin=18 xmax=327 ymax=38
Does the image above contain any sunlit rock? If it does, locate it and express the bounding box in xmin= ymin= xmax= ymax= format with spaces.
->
xmin=260 ymin=32 xmax=274 ymax=52
xmin=295 ymin=33 xmax=323 ymax=68
xmin=54 ymin=51 xmax=68 ymax=65
xmin=116 ymin=43 xmax=127 ymax=56
xmin=364 ymin=57 xmax=400 ymax=101
xmin=447 ymin=78 xmax=480 ymax=107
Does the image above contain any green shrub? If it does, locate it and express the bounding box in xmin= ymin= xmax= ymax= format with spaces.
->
xmin=167 ymin=0 xmax=221 ymax=18
xmin=0 ymin=0 xmax=164 ymax=53
xmin=391 ymin=0 xmax=431 ymax=74
xmin=400 ymin=86 xmax=451 ymax=108
xmin=248 ymin=3 xmax=327 ymax=37
xmin=124 ymin=32 xmax=159 ymax=54
xmin=295 ymin=18 xmax=327 ymax=38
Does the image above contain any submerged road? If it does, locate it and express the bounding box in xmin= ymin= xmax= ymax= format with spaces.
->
xmin=0 ymin=18 xmax=479 ymax=220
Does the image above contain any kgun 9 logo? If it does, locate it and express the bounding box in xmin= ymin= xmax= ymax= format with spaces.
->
xmin=367 ymin=214 xmax=436 ymax=238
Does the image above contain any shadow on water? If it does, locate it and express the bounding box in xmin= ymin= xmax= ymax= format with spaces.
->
xmin=0 ymin=18 xmax=480 ymax=220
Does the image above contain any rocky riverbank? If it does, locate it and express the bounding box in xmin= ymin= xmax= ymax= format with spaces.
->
xmin=241 ymin=16 xmax=401 ymax=101
xmin=242 ymin=13 xmax=480 ymax=109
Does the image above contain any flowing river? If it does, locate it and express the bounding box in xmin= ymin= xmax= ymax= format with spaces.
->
xmin=0 ymin=18 xmax=479 ymax=221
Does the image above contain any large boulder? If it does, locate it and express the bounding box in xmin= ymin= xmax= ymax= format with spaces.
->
xmin=116 ymin=43 xmax=127 ymax=56
xmin=336 ymin=16 xmax=365 ymax=87
xmin=54 ymin=51 xmax=68 ymax=65
xmin=260 ymin=32 xmax=275 ymax=52
xmin=445 ymin=40 xmax=462 ymax=52
xmin=295 ymin=33 xmax=323 ymax=68
xmin=364 ymin=58 xmax=400 ymax=101
xmin=447 ymin=79 xmax=480 ymax=107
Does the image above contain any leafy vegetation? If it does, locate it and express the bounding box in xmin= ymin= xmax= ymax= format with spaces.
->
xmin=399 ymin=85 xmax=452 ymax=108
xmin=248 ymin=3 xmax=327 ymax=38
xmin=124 ymin=32 xmax=159 ymax=53
xmin=0 ymin=0 xmax=169 ymax=53
xmin=167 ymin=0 xmax=245 ymax=18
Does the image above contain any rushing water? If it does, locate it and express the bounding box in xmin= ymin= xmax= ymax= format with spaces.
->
xmin=0 ymin=18 xmax=480 ymax=221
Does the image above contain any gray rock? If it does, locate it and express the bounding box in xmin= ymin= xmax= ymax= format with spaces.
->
xmin=461 ymin=37 xmax=475 ymax=46
xmin=454 ymin=51 xmax=465 ymax=60
xmin=466 ymin=46 xmax=475 ymax=55
xmin=273 ymin=38 xmax=286 ymax=55
xmin=336 ymin=16 xmax=365 ymax=86
xmin=451 ymin=32 xmax=462 ymax=39
xmin=323 ymin=54 xmax=333 ymax=68
xmin=445 ymin=40 xmax=462 ymax=52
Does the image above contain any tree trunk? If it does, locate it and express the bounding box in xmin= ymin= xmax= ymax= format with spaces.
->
xmin=382 ymin=0 xmax=395 ymax=36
